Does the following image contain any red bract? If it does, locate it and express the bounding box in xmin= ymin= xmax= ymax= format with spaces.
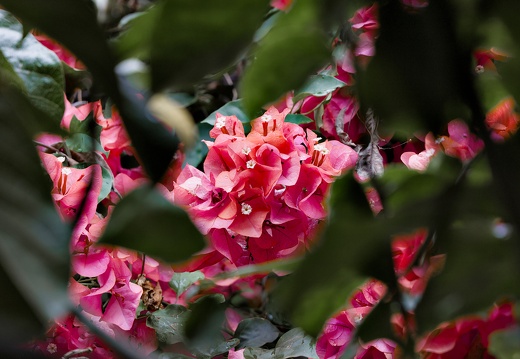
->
xmin=417 ymin=302 xmax=515 ymax=358
xmin=485 ymin=97 xmax=520 ymax=141
xmin=270 ymin=0 xmax=293 ymax=11
xmin=401 ymin=133 xmax=440 ymax=172
xmin=439 ymin=119 xmax=484 ymax=162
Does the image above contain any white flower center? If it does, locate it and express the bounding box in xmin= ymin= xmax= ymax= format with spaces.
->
xmin=61 ymin=167 xmax=72 ymax=175
xmin=242 ymin=147 xmax=251 ymax=155
xmin=47 ymin=343 xmax=58 ymax=354
xmin=246 ymin=160 xmax=256 ymax=169
xmin=475 ymin=65 xmax=485 ymax=74
xmin=261 ymin=114 xmax=272 ymax=123
xmin=313 ymin=143 xmax=330 ymax=155
xmin=241 ymin=203 xmax=252 ymax=215
xmin=57 ymin=156 xmax=66 ymax=163
xmin=435 ymin=137 xmax=445 ymax=144
xmin=216 ymin=117 xmax=226 ymax=129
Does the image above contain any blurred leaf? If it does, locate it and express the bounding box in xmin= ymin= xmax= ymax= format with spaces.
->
xmin=285 ymin=114 xmax=313 ymax=125
xmin=272 ymin=175 xmax=393 ymax=336
xmin=0 ymin=0 xmax=118 ymax=98
xmin=119 ymin=0 xmax=270 ymax=91
xmin=100 ymin=186 xmax=205 ymax=263
xmin=0 ymin=0 xmax=179 ymax=182
xmin=184 ymin=122 xmax=213 ymax=168
xmin=201 ymin=100 xmax=251 ymax=125
xmin=293 ymin=75 xmax=346 ymax=103
xmin=185 ymin=296 xmax=234 ymax=359
xmin=355 ymin=300 xmax=395 ymax=343
xmin=235 ymin=318 xmax=280 ymax=349
xmin=489 ymin=326 xmax=520 ymax=359
xmin=241 ymin=0 xmax=330 ymax=116
xmin=213 ymin=257 xmax=301 ymax=281
xmin=415 ymin=224 xmax=520 ymax=333
xmin=244 ymin=328 xmax=318 ymax=359
xmin=170 ymin=271 xmax=205 ymax=297
xmin=167 ymin=92 xmax=197 ymax=108
xmin=359 ymin=0 xmax=468 ymax=134
xmin=253 ymin=11 xmax=281 ymax=42
xmin=146 ymin=304 xmax=190 ymax=345
xmin=65 ymin=133 xmax=106 ymax=155
xmin=0 ymin=85 xmax=71 ymax=344
xmin=0 ymin=10 xmax=64 ymax=122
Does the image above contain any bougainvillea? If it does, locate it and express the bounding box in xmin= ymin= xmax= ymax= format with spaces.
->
xmin=2 ymin=0 xmax=520 ymax=358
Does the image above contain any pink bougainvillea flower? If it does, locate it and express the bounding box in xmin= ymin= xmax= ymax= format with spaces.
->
xmin=485 ymin=97 xmax=520 ymax=141
xmin=210 ymin=113 xmax=245 ymax=139
xmin=271 ymin=0 xmax=293 ymax=11
xmin=350 ymin=4 xmax=379 ymax=35
xmin=35 ymin=34 xmax=85 ymax=69
xmin=355 ymin=338 xmax=397 ymax=359
xmin=97 ymin=107 xmax=132 ymax=152
xmin=401 ymin=133 xmax=440 ymax=172
xmin=61 ymin=95 xmax=100 ymax=130
xmin=401 ymin=0 xmax=429 ymax=9
xmin=321 ymin=92 xmax=365 ymax=143
xmin=474 ymin=48 xmax=508 ymax=73
xmin=439 ymin=119 xmax=484 ymax=162
xmin=417 ymin=302 xmax=515 ymax=358
xmin=317 ymin=311 xmax=355 ymax=359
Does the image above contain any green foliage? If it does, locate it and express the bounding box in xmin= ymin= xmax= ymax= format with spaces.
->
xmin=241 ymin=0 xmax=330 ymax=116
xmin=489 ymin=326 xmax=520 ymax=359
xmin=0 ymin=11 xmax=64 ymax=123
xmin=0 ymin=84 xmax=71 ymax=343
xmin=243 ymin=328 xmax=318 ymax=359
xmin=235 ymin=318 xmax=281 ymax=349
xmin=147 ymin=304 xmax=190 ymax=345
xmin=170 ymin=271 xmax=205 ymax=297
xmin=118 ymin=0 xmax=270 ymax=91
xmin=100 ymin=186 xmax=205 ymax=263
xmin=293 ymin=75 xmax=346 ymax=103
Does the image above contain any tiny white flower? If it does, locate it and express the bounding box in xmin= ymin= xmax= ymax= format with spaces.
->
xmin=241 ymin=203 xmax=252 ymax=215
xmin=435 ymin=137 xmax=445 ymax=144
xmin=274 ymin=185 xmax=286 ymax=197
xmin=47 ymin=343 xmax=58 ymax=354
xmin=312 ymin=137 xmax=322 ymax=143
xmin=261 ymin=114 xmax=272 ymax=123
xmin=314 ymin=143 xmax=330 ymax=155
xmin=425 ymin=148 xmax=436 ymax=157
xmin=246 ymin=160 xmax=256 ymax=169
xmin=216 ymin=117 xmax=226 ymax=129
xmin=242 ymin=147 xmax=251 ymax=155
xmin=61 ymin=167 xmax=72 ymax=175
xmin=57 ymin=156 xmax=66 ymax=163
xmin=475 ymin=65 xmax=485 ymax=74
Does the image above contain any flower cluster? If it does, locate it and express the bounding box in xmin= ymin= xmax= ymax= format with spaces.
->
xmin=174 ymin=107 xmax=358 ymax=264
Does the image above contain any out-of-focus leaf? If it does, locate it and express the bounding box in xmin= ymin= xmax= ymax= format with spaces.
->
xmin=0 ymin=85 xmax=71 ymax=344
xmin=241 ymin=0 xmax=330 ymax=116
xmin=201 ymin=100 xmax=251 ymax=125
xmin=253 ymin=11 xmax=281 ymax=42
xmin=235 ymin=318 xmax=280 ymax=349
xmin=65 ymin=133 xmax=106 ymax=155
xmin=355 ymin=300 xmax=395 ymax=343
xmin=293 ymin=75 xmax=346 ymax=103
xmin=146 ymin=304 xmax=190 ymax=345
xmin=359 ymin=0 xmax=468 ymax=134
xmin=184 ymin=122 xmax=213 ymax=168
xmin=185 ymin=296 xmax=233 ymax=359
xmin=170 ymin=271 xmax=205 ymax=297
xmin=489 ymin=326 xmax=520 ymax=359
xmin=99 ymin=186 xmax=205 ymax=263
xmin=0 ymin=0 xmax=179 ymax=183
xmin=243 ymin=328 xmax=318 ymax=359
xmin=118 ymin=0 xmax=270 ymax=91
xmin=167 ymin=92 xmax=197 ymax=108
xmin=285 ymin=114 xmax=313 ymax=125
xmin=272 ymin=175 xmax=394 ymax=336
xmin=213 ymin=257 xmax=301 ymax=281
xmin=0 ymin=10 xmax=64 ymax=122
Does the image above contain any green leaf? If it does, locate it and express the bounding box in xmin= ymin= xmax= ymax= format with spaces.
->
xmin=284 ymin=114 xmax=313 ymax=125
xmin=0 ymin=85 xmax=71 ymax=343
xmin=65 ymin=133 xmax=107 ymax=155
xmin=489 ymin=326 xmax=520 ymax=359
xmin=99 ymin=166 xmax=113 ymax=202
xmin=201 ymin=100 xmax=251 ymax=125
xmin=184 ymin=122 xmax=213 ymax=168
xmin=118 ymin=0 xmax=270 ymax=91
xmin=170 ymin=271 xmax=205 ymax=297
xmin=235 ymin=318 xmax=280 ymax=349
xmin=355 ymin=300 xmax=395 ymax=343
xmin=293 ymin=75 xmax=346 ymax=103
xmin=0 ymin=10 xmax=64 ymax=122
xmin=99 ymin=186 xmax=205 ymax=263
xmin=241 ymin=0 xmax=330 ymax=116
xmin=146 ymin=304 xmax=190 ymax=345
xmin=243 ymin=328 xmax=318 ymax=359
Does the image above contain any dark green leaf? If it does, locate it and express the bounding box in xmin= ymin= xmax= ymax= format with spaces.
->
xmin=119 ymin=0 xmax=270 ymax=91
xmin=355 ymin=300 xmax=395 ymax=343
xmin=235 ymin=318 xmax=280 ymax=349
xmin=0 ymin=85 xmax=71 ymax=343
xmin=146 ymin=304 xmax=190 ymax=345
xmin=0 ymin=10 xmax=64 ymax=122
xmin=65 ymin=133 xmax=106 ymax=155
xmin=243 ymin=328 xmax=318 ymax=359
xmin=284 ymin=114 xmax=313 ymax=125
xmin=170 ymin=271 xmax=205 ymax=297
xmin=489 ymin=325 xmax=520 ymax=359
xmin=201 ymin=100 xmax=251 ymax=125
xmin=100 ymin=186 xmax=205 ymax=263
xmin=241 ymin=0 xmax=330 ymax=116
xmin=293 ymin=75 xmax=346 ymax=103
xmin=99 ymin=166 xmax=113 ymax=202
xmin=184 ymin=122 xmax=213 ymax=168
